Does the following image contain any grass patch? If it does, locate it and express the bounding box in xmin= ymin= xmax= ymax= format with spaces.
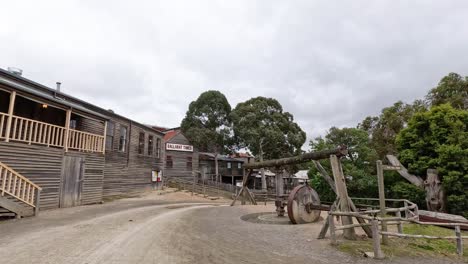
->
xmin=337 ymin=224 xmax=467 ymax=262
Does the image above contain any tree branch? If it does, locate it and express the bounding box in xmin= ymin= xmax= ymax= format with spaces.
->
xmin=385 ymin=155 xmax=424 ymax=187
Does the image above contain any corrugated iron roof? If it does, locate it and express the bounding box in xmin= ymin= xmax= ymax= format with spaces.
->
xmin=199 ymin=152 xmax=244 ymax=162
xmin=163 ymin=130 xmax=179 ymax=141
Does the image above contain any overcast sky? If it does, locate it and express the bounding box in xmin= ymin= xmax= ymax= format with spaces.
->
xmin=1 ymin=1 xmax=468 ymax=149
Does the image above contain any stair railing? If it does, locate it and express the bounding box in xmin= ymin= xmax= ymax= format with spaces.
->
xmin=0 ymin=161 xmax=42 ymax=211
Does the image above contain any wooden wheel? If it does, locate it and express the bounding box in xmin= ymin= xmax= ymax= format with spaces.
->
xmin=287 ymin=184 xmax=321 ymax=224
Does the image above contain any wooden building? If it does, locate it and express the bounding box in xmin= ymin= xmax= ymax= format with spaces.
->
xmin=199 ymin=152 xmax=244 ymax=186
xmin=103 ymin=114 xmax=164 ymax=198
xmin=162 ymin=128 xmax=198 ymax=180
xmin=0 ymin=68 xmax=164 ymax=217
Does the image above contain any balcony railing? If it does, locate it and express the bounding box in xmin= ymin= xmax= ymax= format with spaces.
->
xmin=68 ymin=129 xmax=105 ymax=153
xmin=0 ymin=112 xmax=105 ymax=153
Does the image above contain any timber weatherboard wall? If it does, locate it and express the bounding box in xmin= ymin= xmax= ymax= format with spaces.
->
xmin=164 ymin=132 xmax=198 ymax=180
xmin=103 ymin=115 xmax=164 ymax=198
xmin=0 ymin=141 xmax=104 ymax=210
xmin=0 ymin=68 xmax=166 ymax=211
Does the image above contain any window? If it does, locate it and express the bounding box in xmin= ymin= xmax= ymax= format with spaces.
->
xmin=105 ymin=121 xmax=115 ymax=151
xmin=118 ymin=126 xmax=127 ymax=152
xmin=227 ymin=162 xmax=231 ymax=169
xmin=138 ymin=132 xmax=145 ymax=155
xmin=70 ymin=119 xmax=77 ymax=129
xmin=187 ymin=157 xmax=192 ymax=169
xmin=237 ymin=162 xmax=242 ymax=169
xmin=166 ymin=156 xmax=173 ymax=168
xmin=148 ymin=135 xmax=154 ymax=156
xmin=156 ymin=138 xmax=161 ymax=158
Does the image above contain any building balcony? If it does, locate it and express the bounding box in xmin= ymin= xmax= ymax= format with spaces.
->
xmin=0 ymin=112 xmax=105 ymax=153
xmin=0 ymin=89 xmax=106 ymax=154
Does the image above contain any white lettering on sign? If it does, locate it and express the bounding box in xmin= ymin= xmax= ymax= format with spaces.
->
xmin=166 ymin=143 xmax=193 ymax=152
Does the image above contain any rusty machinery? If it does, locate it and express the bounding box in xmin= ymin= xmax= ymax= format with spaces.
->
xmin=233 ymin=147 xmax=348 ymax=224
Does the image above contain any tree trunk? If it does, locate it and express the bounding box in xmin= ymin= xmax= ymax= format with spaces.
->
xmin=386 ymin=155 xmax=446 ymax=212
xmin=425 ymin=169 xmax=445 ymax=212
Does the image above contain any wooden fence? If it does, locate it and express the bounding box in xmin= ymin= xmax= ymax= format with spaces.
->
xmin=329 ymin=198 xmax=467 ymax=258
xmin=0 ymin=161 xmax=42 ymax=208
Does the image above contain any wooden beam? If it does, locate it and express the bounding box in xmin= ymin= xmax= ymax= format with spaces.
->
xmin=371 ymin=220 xmax=385 ymax=259
xmin=63 ymin=109 xmax=72 ymax=152
xmin=386 ymin=155 xmax=424 ymax=187
xmin=231 ymin=169 xmax=253 ymax=206
xmin=455 ymin=225 xmax=463 ymax=256
xmin=382 ymin=165 xmax=401 ymax=171
xmin=313 ymin=160 xmax=372 ymax=237
xmin=102 ymin=121 xmax=107 ymax=154
xmin=312 ymin=160 xmax=336 ymax=193
xmin=377 ymin=160 xmax=389 ymax=244
xmin=330 ymin=155 xmax=356 ymax=240
xmin=243 ymin=147 xmax=347 ymax=169
xmin=5 ymin=91 xmax=16 ymax=142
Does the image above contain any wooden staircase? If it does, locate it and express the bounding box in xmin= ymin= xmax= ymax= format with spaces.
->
xmin=0 ymin=161 xmax=42 ymax=218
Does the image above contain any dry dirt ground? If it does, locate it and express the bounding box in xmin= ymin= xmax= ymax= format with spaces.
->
xmin=0 ymin=190 xmax=463 ymax=264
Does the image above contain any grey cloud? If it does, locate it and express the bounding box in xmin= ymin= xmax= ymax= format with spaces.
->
xmin=1 ymin=0 xmax=468 ymax=149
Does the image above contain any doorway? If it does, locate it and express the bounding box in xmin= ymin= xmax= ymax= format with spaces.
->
xmin=60 ymin=155 xmax=84 ymax=208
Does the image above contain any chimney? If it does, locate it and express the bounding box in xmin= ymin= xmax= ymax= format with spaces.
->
xmin=7 ymin=67 xmax=23 ymax=76
xmin=56 ymin=82 xmax=61 ymax=92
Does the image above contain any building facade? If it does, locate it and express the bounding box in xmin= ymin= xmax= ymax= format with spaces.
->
xmin=163 ymin=129 xmax=198 ymax=180
xmin=199 ymin=152 xmax=244 ymax=186
xmin=0 ymin=68 xmax=164 ymax=215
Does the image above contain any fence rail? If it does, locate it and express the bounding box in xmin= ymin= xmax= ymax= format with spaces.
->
xmin=68 ymin=129 xmax=105 ymax=153
xmin=165 ymin=177 xmax=235 ymax=199
xmin=328 ymin=198 xmax=467 ymax=257
xmin=0 ymin=161 xmax=42 ymax=207
xmin=0 ymin=113 xmax=104 ymax=153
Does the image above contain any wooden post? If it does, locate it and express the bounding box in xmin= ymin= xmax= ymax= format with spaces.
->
xmin=34 ymin=189 xmax=41 ymax=216
xmin=275 ymin=170 xmax=285 ymax=216
xmin=404 ymin=200 xmax=410 ymax=219
xmin=377 ymin=160 xmax=388 ymax=244
xmin=5 ymin=91 xmax=16 ymax=142
xmin=318 ymin=198 xmax=339 ymax=239
xmin=396 ymin=211 xmax=403 ymax=234
xmin=314 ymin=160 xmax=373 ymax=238
xmin=455 ymin=225 xmax=463 ymax=256
xmin=192 ymin=171 xmax=195 ymax=196
xmin=371 ymin=220 xmax=385 ymax=259
xmin=329 ymin=213 xmax=337 ymax=245
xmin=64 ymin=109 xmax=72 ymax=152
xmin=330 ymin=155 xmax=356 ymax=240
xmin=102 ymin=121 xmax=107 ymax=154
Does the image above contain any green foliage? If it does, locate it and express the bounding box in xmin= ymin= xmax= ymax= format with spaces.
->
xmin=312 ymin=127 xmax=377 ymax=166
xmin=309 ymin=171 xmax=335 ymax=203
xmin=181 ymin=90 xmax=232 ymax=153
xmin=309 ymin=127 xmax=378 ymax=199
xmin=426 ymin=72 xmax=468 ymax=110
xmin=397 ymin=104 xmax=468 ymax=216
xmin=390 ymin=182 xmax=426 ymax=206
xmin=231 ymin=97 xmax=306 ymax=160
xmin=358 ymin=101 xmax=427 ymax=158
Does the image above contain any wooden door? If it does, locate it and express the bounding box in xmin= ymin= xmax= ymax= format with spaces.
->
xmin=60 ymin=156 xmax=84 ymax=208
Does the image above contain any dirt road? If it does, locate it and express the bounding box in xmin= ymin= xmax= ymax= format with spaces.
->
xmin=0 ymin=191 xmax=462 ymax=264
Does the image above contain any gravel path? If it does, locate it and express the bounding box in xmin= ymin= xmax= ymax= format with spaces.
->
xmin=0 ymin=191 xmax=462 ymax=264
